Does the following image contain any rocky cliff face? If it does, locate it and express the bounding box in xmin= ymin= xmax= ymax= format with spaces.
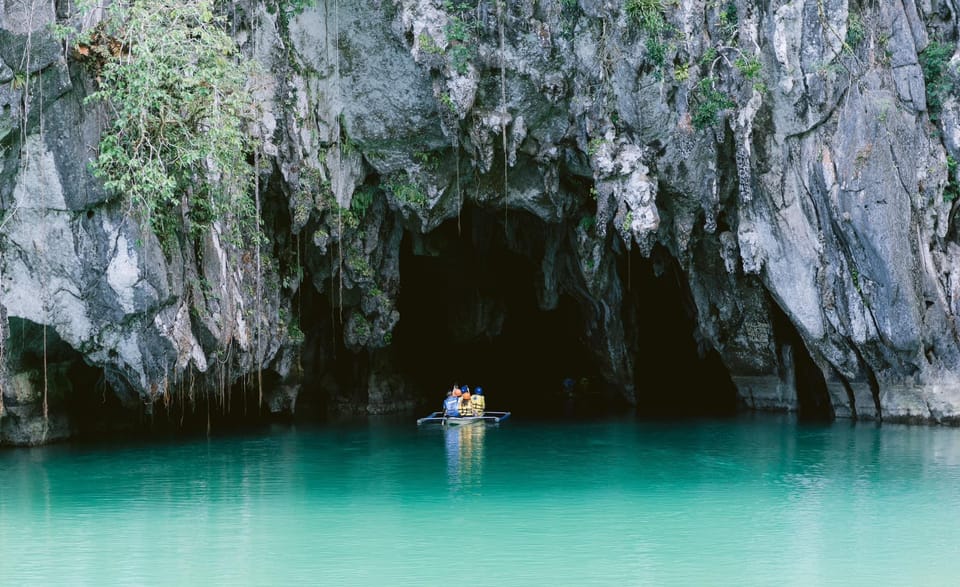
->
xmin=3 ymin=0 xmax=960 ymax=444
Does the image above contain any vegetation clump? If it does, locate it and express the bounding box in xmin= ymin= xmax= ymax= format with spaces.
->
xmin=85 ymin=0 xmax=261 ymax=249
xmin=920 ymin=40 xmax=955 ymax=121
xmin=625 ymin=0 xmax=666 ymax=35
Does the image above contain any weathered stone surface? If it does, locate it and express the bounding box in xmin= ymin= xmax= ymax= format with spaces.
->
xmin=7 ymin=0 xmax=960 ymax=442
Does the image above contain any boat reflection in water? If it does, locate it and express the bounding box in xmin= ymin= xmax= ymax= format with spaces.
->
xmin=445 ymin=422 xmax=486 ymax=492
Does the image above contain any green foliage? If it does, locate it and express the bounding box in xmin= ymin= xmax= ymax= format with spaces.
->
xmin=625 ymin=0 xmax=665 ymax=36
xmin=692 ymin=77 xmax=735 ymax=130
xmin=701 ymin=46 xmax=718 ymax=65
xmin=445 ymin=18 xmax=471 ymax=43
xmin=287 ymin=320 xmax=305 ymax=344
xmin=845 ymin=12 xmax=865 ymax=50
xmin=87 ymin=0 xmax=260 ymax=249
xmin=717 ymin=1 xmax=738 ymax=39
xmin=559 ymin=0 xmax=580 ymax=36
xmin=274 ymin=0 xmax=316 ymax=16
xmin=338 ymin=115 xmax=359 ymax=156
xmin=946 ymin=155 xmax=959 ymax=204
xmin=578 ymin=214 xmax=596 ymax=232
xmin=439 ymin=92 xmax=457 ymax=114
xmin=384 ymin=174 xmax=428 ymax=207
xmin=346 ymin=246 xmax=374 ymax=280
xmin=350 ymin=186 xmax=376 ymax=219
xmin=920 ymin=40 xmax=955 ymax=120
xmin=443 ymin=0 xmax=477 ymax=12
xmin=418 ymin=33 xmax=443 ymax=55
xmin=587 ymin=137 xmax=606 ymax=156
xmin=734 ymin=55 xmax=761 ymax=80
xmin=646 ymin=36 xmax=666 ymax=68
xmin=354 ymin=314 xmax=371 ymax=336
xmin=449 ymin=44 xmax=473 ymax=74
xmin=444 ymin=16 xmax=474 ymax=74
xmin=11 ymin=71 xmax=28 ymax=89
xmin=414 ymin=150 xmax=441 ymax=171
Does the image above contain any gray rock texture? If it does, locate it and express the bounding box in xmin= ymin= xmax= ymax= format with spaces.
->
xmin=4 ymin=0 xmax=960 ymax=443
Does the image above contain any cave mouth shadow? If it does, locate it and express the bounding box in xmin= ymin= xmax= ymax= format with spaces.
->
xmin=622 ymin=247 xmax=739 ymax=420
xmin=393 ymin=209 xmax=740 ymax=420
xmin=393 ymin=208 xmax=605 ymax=418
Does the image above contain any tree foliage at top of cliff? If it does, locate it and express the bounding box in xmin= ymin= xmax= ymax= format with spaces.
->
xmin=85 ymin=0 xmax=260 ymax=248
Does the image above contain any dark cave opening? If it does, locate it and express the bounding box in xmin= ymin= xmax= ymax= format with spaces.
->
xmin=392 ymin=208 xmax=739 ymax=419
xmin=622 ymin=247 xmax=739 ymax=418
xmin=768 ymin=297 xmax=834 ymax=421
xmin=393 ymin=208 xmax=604 ymax=418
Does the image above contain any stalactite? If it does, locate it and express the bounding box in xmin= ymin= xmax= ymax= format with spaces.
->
xmin=42 ymin=322 xmax=48 ymax=442
xmin=335 ymin=0 xmax=344 ymax=326
xmin=457 ymin=147 xmax=462 ymax=235
xmin=255 ymin=148 xmax=263 ymax=412
xmin=498 ymin=0 xmax=508 ymax=228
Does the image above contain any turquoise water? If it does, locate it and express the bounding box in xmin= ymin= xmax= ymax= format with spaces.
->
xmin=2 ymin=415 xmax=959 ymax=585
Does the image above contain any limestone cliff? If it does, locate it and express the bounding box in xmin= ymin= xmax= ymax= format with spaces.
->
xmin=3 ymin=0 xmax=960 ymax=444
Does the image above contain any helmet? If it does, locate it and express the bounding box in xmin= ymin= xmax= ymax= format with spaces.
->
xmin=474 ymin=387 xmax=483 ymax=395
xmin=462 ymin=385 xmax=470 ymax=393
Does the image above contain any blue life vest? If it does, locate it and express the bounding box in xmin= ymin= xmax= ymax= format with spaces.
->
xmin=443 ymin=395 xmax=460 ymax=417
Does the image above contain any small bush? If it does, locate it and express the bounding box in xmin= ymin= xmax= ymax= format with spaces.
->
xmin=692 ymin=78 xmax=735 ymax=130
xmin=920 ymin=40 xmax=955 ymax=120
xmin=87 ymin=0 xmax=260 ymax=250
xmin=625 ymin=0 xmax=665 ymax=36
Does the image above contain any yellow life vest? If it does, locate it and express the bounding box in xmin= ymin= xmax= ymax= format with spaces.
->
xmin=471 ymin=394 xmax=485 ymax=416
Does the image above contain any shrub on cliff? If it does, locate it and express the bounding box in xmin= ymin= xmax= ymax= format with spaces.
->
xmin=84 ymin=0 xmax=260 ymax=249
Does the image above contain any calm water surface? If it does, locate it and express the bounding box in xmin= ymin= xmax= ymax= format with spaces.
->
xmin=2 ymin=415 xmax=959 ymax=585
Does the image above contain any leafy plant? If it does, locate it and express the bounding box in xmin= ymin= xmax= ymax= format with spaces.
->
xmin=384 ymin=174 xmax=428 ymax=207
xmin=691 ymin=77 xmax=735 ymax=130
xmin=587 ymin=137 xmax=606 ymax=156
xmin=87 ymin=0 xmax=260 ymax=250
xmin=845 ymin=12 xmax=865 ymax=50
xmin=717 ymin=1 xmax=738 ymax=39
xmin=625 ymin=0 xmax=665 ymax=36
xmin=449 ymin=44 xmax=473 ymax=74
xmin=946 ymin=154 xmax=959 ymax=204
xmin=734 ymin=55 xmax=762 ymax=80
xmin=439 ymin=92 xmax=457 ymax=114
xmin=418 ymin=33 xmax=443 ymax=55
xmin=444 ymin=16 xmax=474 ymax=74
xmin=646 ymin=36 xmax=666 ymax=68
xmin=443 ymin=0 xmax=477 ymax=12
xmin=350 ymin=186 xmax=376 ymax=219
xmin=920 ymin=40 xmax=955 ymax=120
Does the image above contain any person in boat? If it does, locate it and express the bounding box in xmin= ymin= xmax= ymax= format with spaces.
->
xmin=443 ymin=386 xmax=462 ymax=417
xmin=459 ymin=386 xmax=474 ymax=417
xmin=471 ymin=386 xmax=485 ymax=416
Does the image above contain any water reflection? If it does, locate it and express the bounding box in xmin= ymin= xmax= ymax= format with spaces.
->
xmin=445 ymin=423 xmax=486 ymax=491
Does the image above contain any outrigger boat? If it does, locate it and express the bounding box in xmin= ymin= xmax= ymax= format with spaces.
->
xmin=416 ymin=411 xmax=512 ymax=426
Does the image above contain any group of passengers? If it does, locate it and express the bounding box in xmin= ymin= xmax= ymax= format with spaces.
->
xmin=442 ymin=384 xmax=485 ymax=417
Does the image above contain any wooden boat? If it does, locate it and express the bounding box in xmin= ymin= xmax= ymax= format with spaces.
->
xmin=416 ymin=411 xmax=512 ymax=426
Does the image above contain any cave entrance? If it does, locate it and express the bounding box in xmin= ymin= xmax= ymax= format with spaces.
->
xmin=393 ymin=208 xmax=601 ymax=417
xmin=623 ymin=247 xmax=738 ymax=418
xmin=768 ymin=297 xmax=833 ymax=421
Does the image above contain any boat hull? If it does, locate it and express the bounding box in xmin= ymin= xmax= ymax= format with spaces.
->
xmin=416 ymin=411 xmax=512 ymax=426
xmin=443 ymin=417 xmax=483 ymax=427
